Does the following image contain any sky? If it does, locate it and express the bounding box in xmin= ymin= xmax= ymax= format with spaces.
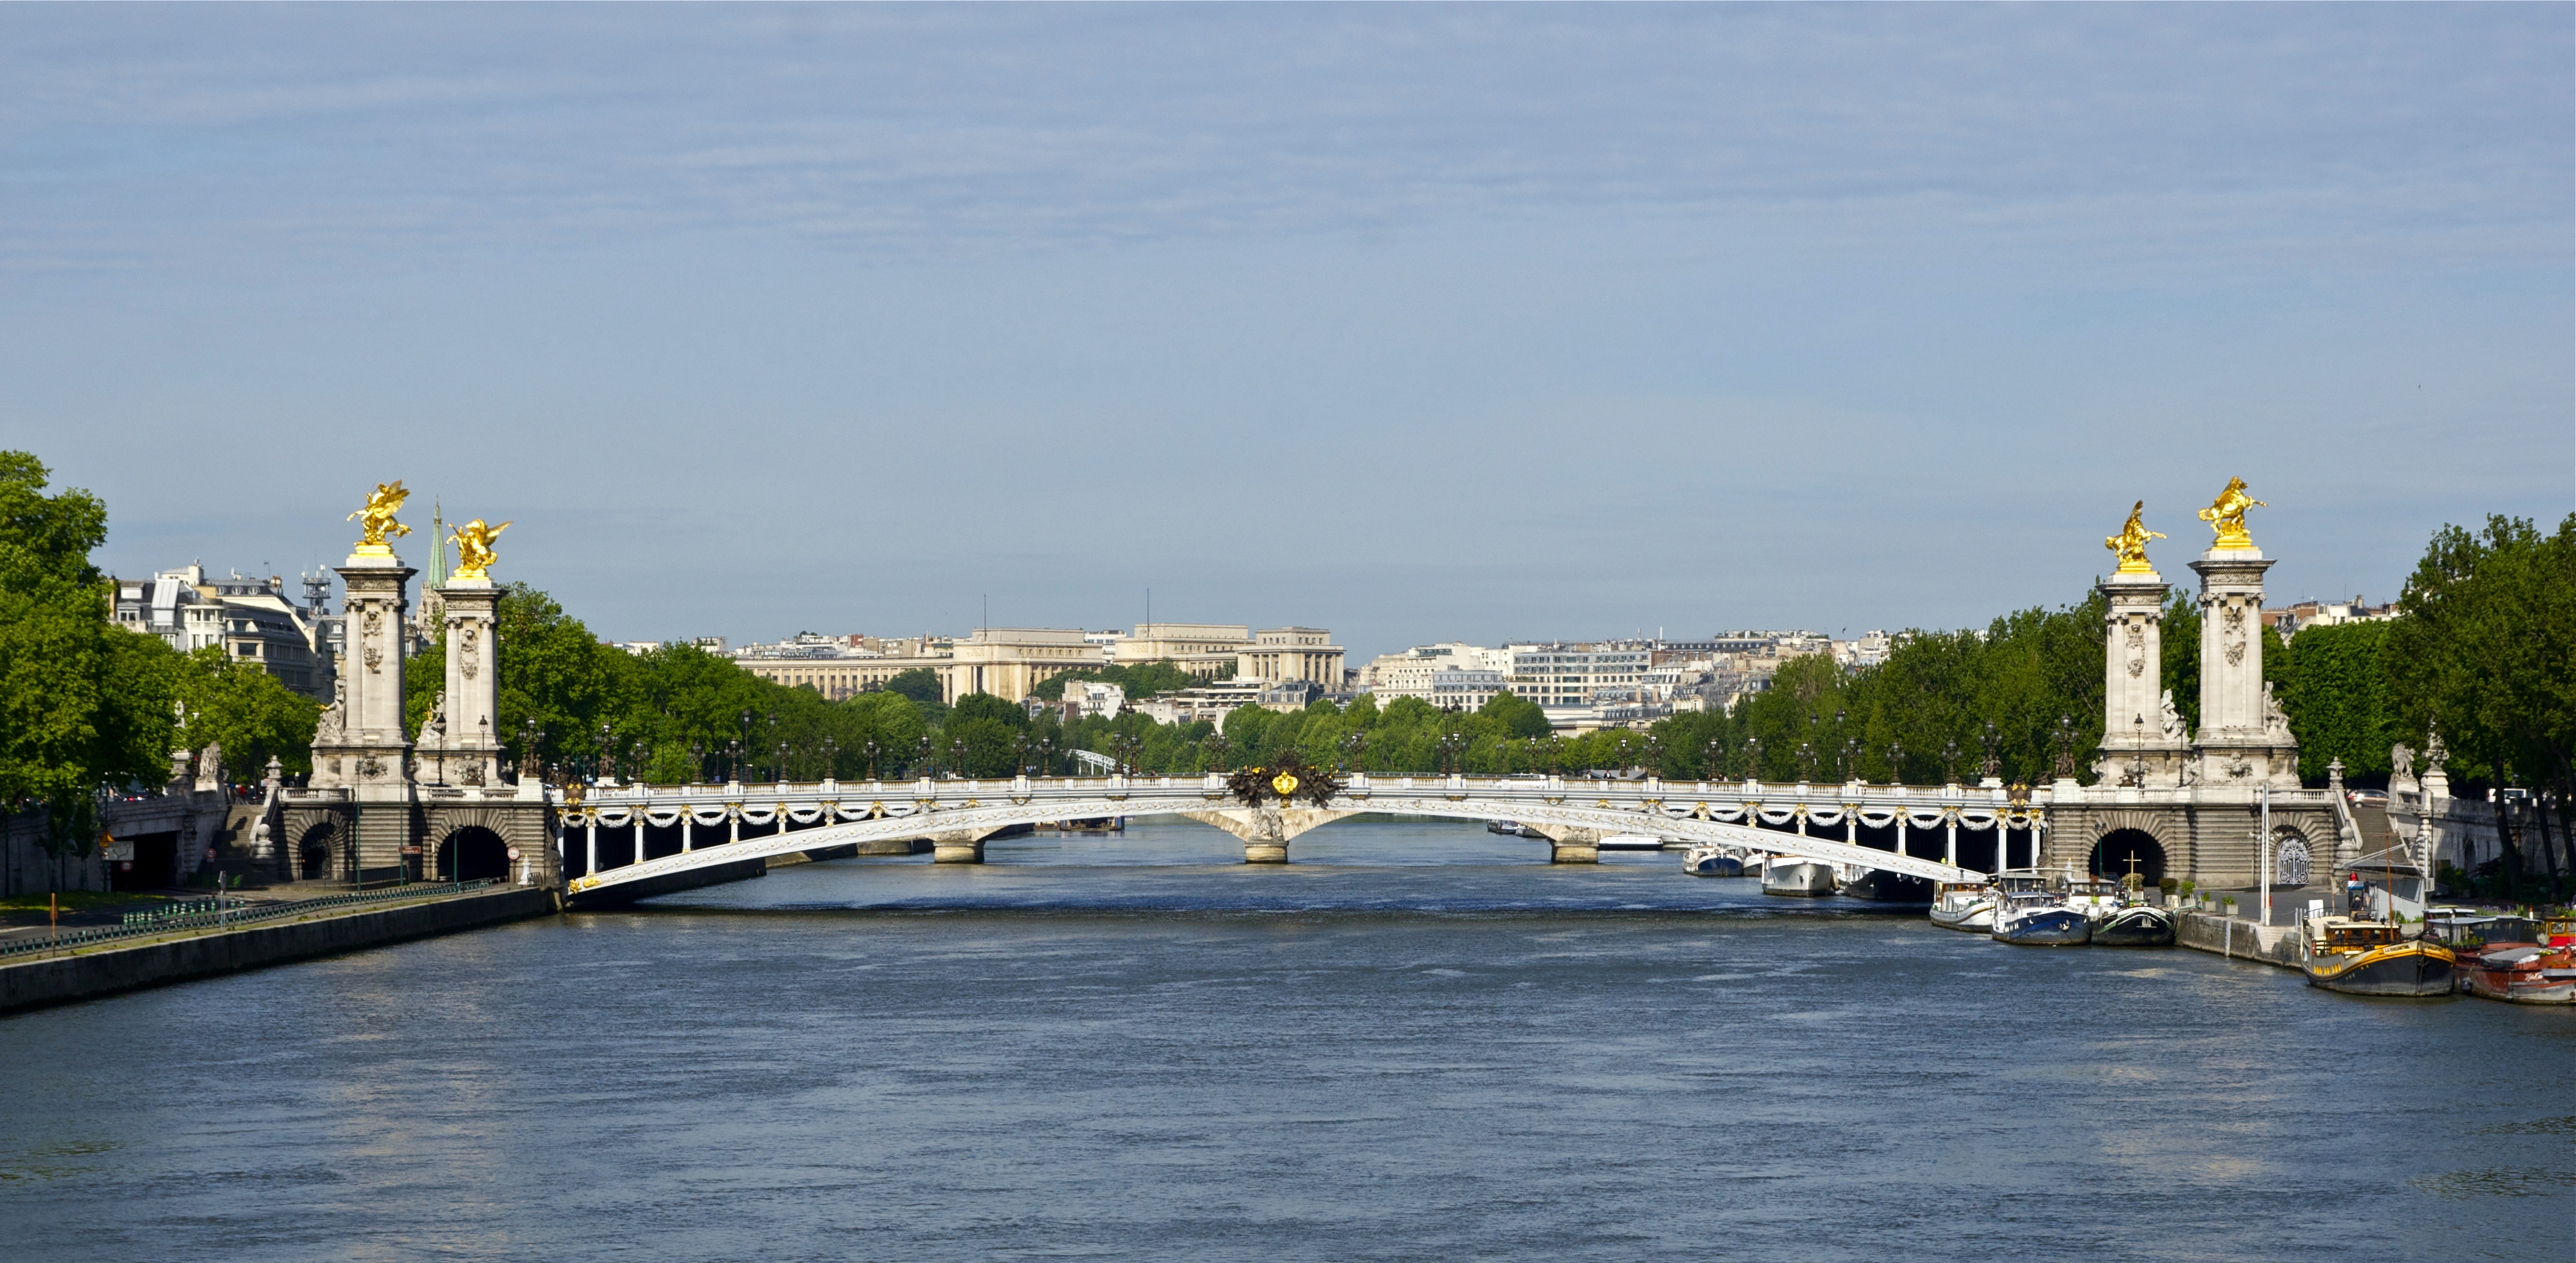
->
xmin=3 ymin=5 xmax=2569 ymax=661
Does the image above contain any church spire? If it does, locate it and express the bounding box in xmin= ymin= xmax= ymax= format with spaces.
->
xmin=426 ymin=498 xmax=450 ymax=588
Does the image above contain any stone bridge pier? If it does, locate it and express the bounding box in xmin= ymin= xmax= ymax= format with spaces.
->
xmin=1176 ymin=807 xmax=1361 ymax=862
xmin=930 ymin=829 xmax=1006 ymax=865
xmin=1518 ymin=824 xmax=1605 ymax=864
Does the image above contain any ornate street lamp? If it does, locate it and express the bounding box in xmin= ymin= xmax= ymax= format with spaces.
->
xmin=1942 ymin=738 xmax=1960 ymax=786
xmin=1797 ymin=741 xmax=1817 ymax=784
xmin=1980 ymin=721 xmax=2002 ymax=783
xmin=862 ymin=738 xmax=882 ymax=781
xmin=1338 ymin=730 xmax=1364 ymax=773
xmin=1744 ymin=735 xmax=1761 ymax=782
xmin=1205 ymin=733 xmax=1232 ymax=773
xmin=1886 ymin=741 xmax=1904 ymax=787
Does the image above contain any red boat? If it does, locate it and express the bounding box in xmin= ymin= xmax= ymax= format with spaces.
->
xmin=2461 ymin=917 xmax=2576 ymax=1005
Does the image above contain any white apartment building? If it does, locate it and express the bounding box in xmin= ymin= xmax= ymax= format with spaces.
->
xmin=1359 ymin=642 xmax=1514 ymax=699
xmin=1832 ymin=631 xmax=1895 ymax=670
xmin=1504 ymin=643 xmax=1652 ymax=707
xmin=1427 ymin=668 xmax=1507 ymax=711
xmin=1060 ymin=680 xmax=1127 ymax=720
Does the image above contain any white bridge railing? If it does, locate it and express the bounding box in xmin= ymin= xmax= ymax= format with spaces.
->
xmin=556 ymin=773 xmax=2065 ymax=897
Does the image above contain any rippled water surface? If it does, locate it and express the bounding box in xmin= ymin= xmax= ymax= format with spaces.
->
xmin=3 ymin=820 xmax=2569 ymax=1260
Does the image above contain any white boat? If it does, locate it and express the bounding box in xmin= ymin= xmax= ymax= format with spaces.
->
xmin=1761 ymin=856 xmax=1838 ymax=897
xmin=1929 ymin=882 xmax=1997 ymax=932
xmin=2061 ymin=877 xmax=2125 ymax=924
xmin=1680 ymin=845 xmax=1744 ymax=877
xmin=1598 ymin=834 xmax=1667 ymax=851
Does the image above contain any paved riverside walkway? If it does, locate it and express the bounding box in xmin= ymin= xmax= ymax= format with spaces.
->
xmin=0 ymin=883 xmax=558 ymax=1014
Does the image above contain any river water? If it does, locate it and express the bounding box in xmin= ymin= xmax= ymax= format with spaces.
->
xmin=3 ymin=819 xmax=2569 ymax=1260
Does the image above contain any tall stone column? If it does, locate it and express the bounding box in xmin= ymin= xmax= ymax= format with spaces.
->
xmin=430 ymin=578 xmax=503 ymax=787
xmin=2096 ymin=570 xmax=2186 ymax=788
xmin=2187 ymin=547 xmax=2300 ymax=791
xmin=334 ymin=551 xmax=418 ymax=881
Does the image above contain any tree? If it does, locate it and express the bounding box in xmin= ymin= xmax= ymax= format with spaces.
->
xmin=882 ymin=668 xmax=944 ymax=705
xmin=1030 ymin=658 xmax=1206 ymax=702
xmin=1480 ymin=689 xmax=1553 ymax=739
xmin=178 ymin=646 xmax=319 ymax=779
xmin=2385 ymin=513 xmax=2576 ymax=889
xmin=2275 ymin=620 xmax=2399 ymax=784
xmin=0 ymin=451 xmax=177 ymax=865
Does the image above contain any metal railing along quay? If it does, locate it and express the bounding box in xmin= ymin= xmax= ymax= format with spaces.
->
xmin=1 ymin=879 xmax=503 ymax=962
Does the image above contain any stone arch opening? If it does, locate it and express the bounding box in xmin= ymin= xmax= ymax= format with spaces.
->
xmin=297 ymin=823 xmax=338 ymax=880
xmin=2090 ymin=828 xmax=2167 ymax=886
xmin=437 ymin=826 xmax=512 ymax=882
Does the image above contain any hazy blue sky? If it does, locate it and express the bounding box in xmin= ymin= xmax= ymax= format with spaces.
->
xmin=5 ymin=5 xmax=2569 ymax=659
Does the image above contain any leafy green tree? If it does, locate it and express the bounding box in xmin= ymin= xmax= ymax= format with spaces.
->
xmin=2275 ymin=619 xmax=2399 ymax=784
xmin=0 ymin=452 xmax=178 ymax=865
xmin=882 ymin=668 xmax=944 ymax=705
xmin=950 ymin=692 xmax=1030 ymax=730
xmin=1480 ymin=689 xmax=1552 ymax=739
xmin=2385 ymin=513 xmax=2576 ymax=888
xmin=178 ymin=646 xmax=320 ymax=779
xmin=1031 ymin=659 xmax=1206 ymax=701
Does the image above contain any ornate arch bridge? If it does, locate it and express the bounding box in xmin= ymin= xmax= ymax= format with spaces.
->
xmin=557 ymin=773 xmax=2047 ymax=905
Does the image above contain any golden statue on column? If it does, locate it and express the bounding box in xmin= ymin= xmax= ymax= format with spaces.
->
xmin=2104 ymin=500 xmax=2165 ymax=575
xmin=449 ymin=518 xmax=511 ymax=582
xmin=348 ymin=481 xmax=412 ymax=555
xmin=2196 ymin=477 xmax=2266 ymax=550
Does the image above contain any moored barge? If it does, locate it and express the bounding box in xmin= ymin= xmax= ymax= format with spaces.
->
xmin=2303 ymin=917 xmax=2455 ymax=997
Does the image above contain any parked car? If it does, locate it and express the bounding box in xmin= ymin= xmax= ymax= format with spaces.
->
xmin=2348 ymin=789 xmax=2389 ymax=807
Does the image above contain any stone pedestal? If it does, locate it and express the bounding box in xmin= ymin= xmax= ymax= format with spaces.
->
xmin=1240 ymin=806 xmax=1291 ymax=863
xmin=2188 ymin=547 xmax=2300 ymax=790
xmin=931 ymin=831 xmax=990 ymax=864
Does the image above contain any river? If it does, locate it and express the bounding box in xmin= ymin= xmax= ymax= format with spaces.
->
xmin=2 ymin=818 xmax=2568 ymax=1260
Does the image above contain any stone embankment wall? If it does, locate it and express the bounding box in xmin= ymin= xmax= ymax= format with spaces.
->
xmin=0 ymin=886 xmax=558 ymax=1015
xmin=2175 ymin=910 xmax=2302 ymax=970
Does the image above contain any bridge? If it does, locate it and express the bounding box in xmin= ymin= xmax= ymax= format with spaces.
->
xmin=557 ymin=772 xmax=2041 ymax=904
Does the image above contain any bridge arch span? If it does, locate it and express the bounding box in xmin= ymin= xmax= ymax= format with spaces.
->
xmin=558 ymin=774 xmax=2011 ymax=904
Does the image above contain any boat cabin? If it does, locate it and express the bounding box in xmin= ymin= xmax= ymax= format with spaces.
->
xmin=2426 ymin=916 xmax=2540 ymax=950
xmin=2313 ymin=918 xmax=2401 ymax=955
